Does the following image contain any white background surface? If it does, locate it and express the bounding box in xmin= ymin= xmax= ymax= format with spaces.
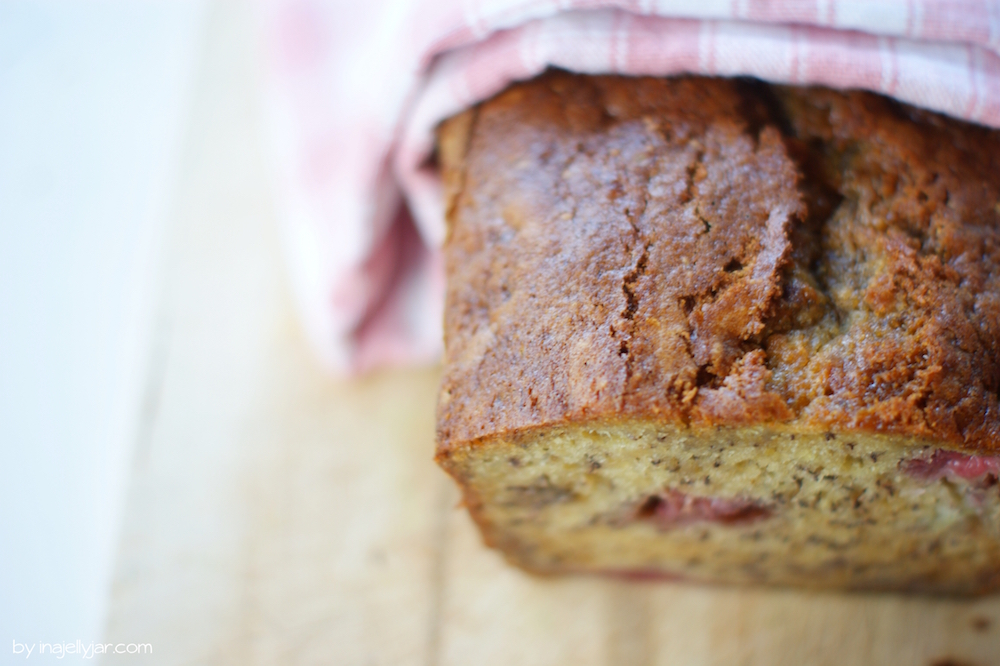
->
xmin=0 ymin=1 xmax=205 ymax=657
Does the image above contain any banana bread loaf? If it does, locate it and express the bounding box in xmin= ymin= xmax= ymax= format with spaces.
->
xmin=434 ymin=71 xmax=1000 ymax=594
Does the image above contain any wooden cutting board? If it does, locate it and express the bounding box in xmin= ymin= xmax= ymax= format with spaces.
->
xmin=104 ymin=3 xmax=1000 ymax=664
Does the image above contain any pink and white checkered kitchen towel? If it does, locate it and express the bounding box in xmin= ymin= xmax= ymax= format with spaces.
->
xmin=261 ymin=0 xmax=1000 ymax=373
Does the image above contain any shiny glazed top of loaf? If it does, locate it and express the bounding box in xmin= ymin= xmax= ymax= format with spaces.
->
xmin=435 ymin=72 xmax=1000 ymax=455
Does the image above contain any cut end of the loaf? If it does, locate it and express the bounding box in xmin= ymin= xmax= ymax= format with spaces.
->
xmin=439 ymin=422 xmax=1000 ymax=594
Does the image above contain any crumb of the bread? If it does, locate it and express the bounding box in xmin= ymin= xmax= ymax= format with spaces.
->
xmin=441 ymin=423 xmax=1000 ymax=593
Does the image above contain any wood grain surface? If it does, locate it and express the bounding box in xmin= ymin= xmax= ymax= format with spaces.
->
xmin=104 ymin=3 xmax=1000 ymax=664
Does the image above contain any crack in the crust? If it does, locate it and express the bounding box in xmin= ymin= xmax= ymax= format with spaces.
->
xmin=619 ymin=242 xmax=650 ymax=368
xmin=736 ymin=77 xmax=795 ymax=140
xmin=622 ymin=244 xmax=649 ymax=322
xmin=618 ymin=171 xmax=652 ymax=386
xmin=724 ymin=258 xmax=744 ymax=273
xmin=680 ymin=148 xmax=705 ymax=206
xmin=685 ymin=94 xmax=836 ymax=396
xmin=751 ymin=119 xmax=845 ymax=347
xmin=697 ymin=211 xmax=712 ymax=234
xmin=694 ymin=365 xmax=716 ymax=388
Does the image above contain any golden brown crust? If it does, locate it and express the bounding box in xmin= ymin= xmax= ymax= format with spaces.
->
xmin=436 ymin=72 xmax=1000 ymax=457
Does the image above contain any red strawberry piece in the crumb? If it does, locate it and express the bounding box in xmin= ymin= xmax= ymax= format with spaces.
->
xmin=636 ymin=490 xmax=771 ymax=529
xmin=902 ymin=449 xmax=1000 ymax=483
